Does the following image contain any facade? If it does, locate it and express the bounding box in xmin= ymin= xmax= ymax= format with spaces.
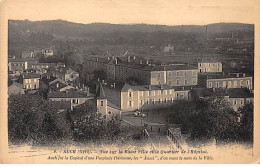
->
xmin=84 ymin=56 xmax=198 ymax=86
xmin=198 ymin=61 xmax=222 ymax=73
xmin=8 ymin=59 xmax=28 ymax=73
xmin=48 ymin=90 xmax=93 ymax=111
xmin=191 ymin=88 xmax=253 ymax=111
xmin=206 ymin=73 xmax=253 ymax=90
xmin=120 ymin=83 xmax=176 ymax=112
xmin=22 ymin=51 xmax=34 ymax=59
xmin=96 ymin=84 xmax=121 ymax=120
xmin=151 ymin=65 xmax=198 ymax=86
xmin=23 ymin=73 xmax=40 ymax=90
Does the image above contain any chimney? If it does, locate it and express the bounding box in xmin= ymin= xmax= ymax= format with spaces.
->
xmin=113 ymin=83 xmax=116 ymax=88
xmin=140 ymin=60 xmax=143 ymax=64
xmin=108 ymin=57 xmax=110 ymax=60
xmin=146 ymin=60 xmax=149 ymax=65
xmin=96 ymin=57 xmax=99 ymax=62
xmin=243 ymin=73 xmax=246 ymax=77
xmin=149 ymin=85 xmax=152 ymax=90
xmin=127 ymin=56 xmax=131 ymax=63
xmin=102 ymin=80 xmax=105 ymax=84
xmin=115 ymin=58 xmax=118 ymax=65
xmin=161 ymin=85 xmax=163 ymax=90
xmin=133 ymin=56 xmax=136 ymax=60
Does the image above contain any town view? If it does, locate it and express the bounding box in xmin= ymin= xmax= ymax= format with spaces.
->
xmin=8 ymin=20 xmax=254 ymax=151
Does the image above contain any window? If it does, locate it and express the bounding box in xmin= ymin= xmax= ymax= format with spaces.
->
xmin=101 ymin=101 xmax=103 ymax=106
xmin=152 ymin=99 xmax=155 ymax=104
xmin=228 ymin=81 xmax=232 ymax=87
xmin=216 ymin=82 xmax=219 ymax=88
xmin=176 ymin=71 xmax=179 ymax=76
xmin=240 ymin=80 xmax=244 ymax=87
xmin=223 ymin=81 xmax=226 ymax=88
xmin=164 ymin=98 xmax=167 ymax=103
xmin=199 ymin=63 xmax=201 ymax=67
xmin=157 ymin=73 xmax=160 ymax=78
xmin=184 ymin=71 xmax=187 ymax=76
xmin=168 ymin=81 xmax=171 ymax=85
xmin=129 ymin=101 xmax=132 ymax=107
xmin=234 ymin=81 xmax=237 ymax=87
xmin=158 ymin=99 xmax=161 ymax=104
xmin=129 ymin=92 xmax=132 ymax=97
xmin=73 ymin=99 xmax=76 ymax=104
xmin=184 ymin=79 xmax=187 ymax=85
xmin=234 ymin=100 xmax=237 ymax=105
xmin=108 ymin=111 xmax=112 ymax=115
xmin=140 ymin=100 xmax=142 ymax=105
xmin=208 ymin=82 xmax=212 ymax=88
xmin=176 ymin=80 xmax=179 ymax=86
xmin=247 ymin=80 xmax=250 ymax=86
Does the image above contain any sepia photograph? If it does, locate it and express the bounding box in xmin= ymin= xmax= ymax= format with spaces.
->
xmin=0 ymin=0 xmax=259 ymax=164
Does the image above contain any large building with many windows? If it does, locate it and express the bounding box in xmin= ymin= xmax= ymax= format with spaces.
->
xmin=84 ymin=56 xmax=198 ymax=86
xmin=198 ymin=60 xmax=222 ymax=73
xmin=205 ymin=73 xmax=253 ymax=90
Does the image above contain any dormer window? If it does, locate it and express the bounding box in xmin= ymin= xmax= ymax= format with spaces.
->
xmin=101 ymin=101 xmax=103 ymax=106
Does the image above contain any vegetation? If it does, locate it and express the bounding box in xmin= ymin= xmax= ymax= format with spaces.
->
xmin=72 ymin=100 xmax=121 ymax=143
xmin=167 ymin=99 xmax=253 ymax=143
xmin=8 ymin=94 xmax=122 ymax=145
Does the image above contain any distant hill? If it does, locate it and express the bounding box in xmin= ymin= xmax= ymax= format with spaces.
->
xmin=8 ymin=19 xmax=254 ymax=40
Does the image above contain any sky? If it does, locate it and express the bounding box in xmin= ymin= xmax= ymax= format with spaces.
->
xmin=2 ymin=0 xmax=256 ymax=25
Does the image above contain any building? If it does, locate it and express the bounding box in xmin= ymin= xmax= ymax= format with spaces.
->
xmin=22 ymin=51 xmax=34 ymax=59
xmin=23 ymin=73 xmax=40 ymax=90
xmin=96 ymin=84 xmax=121 ymax=120
xmin=204 ymin=73 xmax=253 ymax=90
xmin=48 ymin=90 xmax=93 ymax=111
xmin=120 ymin=83 xmax=177 ymax=112
xmin=84 ymin=56 xmax=198 ymax=86
xmin=191 ymin=88 xmax=253 ymax=111
xmin=8 ymin=59 xmax=28 ymax=73
xmin=42 ymin=48 xmax=54 ymax=57
xmin=151 ymin=64 xmax=198 ymax=86
xmin=198 ymin=60 xmax=222 ymax=73
xmin=8 ymin=82 xmax=25 ymax=96
xmin=65 ymin=68 xmax=79 ymax=82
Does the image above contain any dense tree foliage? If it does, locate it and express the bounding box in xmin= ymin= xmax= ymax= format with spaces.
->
xmin=8 ymin=95 xmax=72 ymax=144
xmin=238 ymin=102 xmax=253 ymax=142
xmin=72 ymin=100 xmax=121 ymax=143
xmin=167 ymin=98 xmax=252 ymax=143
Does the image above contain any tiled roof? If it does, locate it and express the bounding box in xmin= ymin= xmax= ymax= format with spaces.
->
xmin=152 ymin=64 xmax=197 ymax=71
xmin=48 ymin=90 xmax=90 ymax=98
xmin=107 ymin=101 xmax=121 ymax=110
xmin=8 ymin=82 xmax=24 ymax=89
xmin=121 ymin=83 xmax=174 ymax=92
xmin=207 ymin=73 xmax=251 ymax=79
xmin=23 ymin=73 xmax=41 ymax=79
xmin=192 ymin=88 xmax=253 ymax=98
xmin=97 ymin=83 xmax=106 ymax=99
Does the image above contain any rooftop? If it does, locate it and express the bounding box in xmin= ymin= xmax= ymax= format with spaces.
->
xmin=206 ymin=73 xmax=251 ymax=79
xmin=48 ymin=90 xmax=91 ymax=98
xmin=23 ymin=73 xmax=41 ymax=79
xmin=192 ymin=88 xmax=253 ymax=98
xmin=121 ymin=83 xmax=174 ymax=92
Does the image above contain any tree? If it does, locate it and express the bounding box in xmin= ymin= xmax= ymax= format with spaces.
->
xmin=238 ymin=102 xmax=253 ymax=142
xmin=167 ymin=98 xmax=239 ymax=143
xmin=71 ymin=100 xmax=121 ymax=142
xmin=8 ymin=94 xmax=72 ymax=144
xmin=93 ymin=70 xmax=107 ymax=81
